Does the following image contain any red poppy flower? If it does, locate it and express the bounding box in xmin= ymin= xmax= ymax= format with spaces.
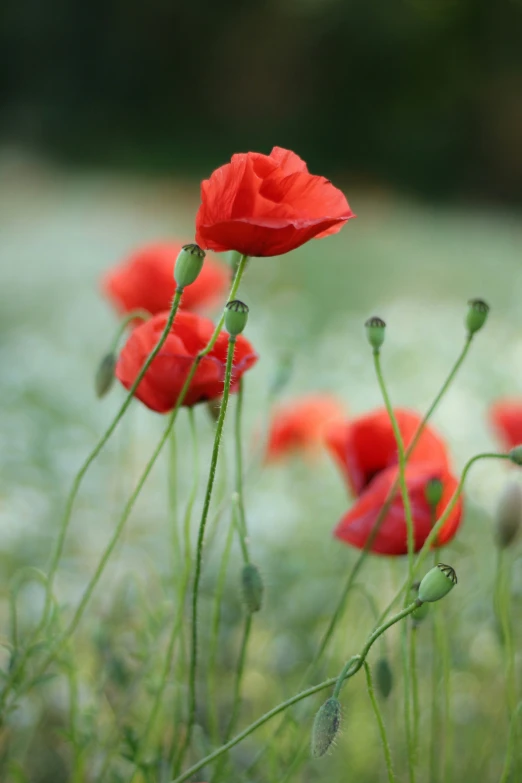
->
xmin=334 ymin=463 xmax=463 ymax=555
xmin=326 ymin=408 xmax=450 ymax=496
xmin=102 ymin=242 xmax=229 ymax=316
xmin=265 ymin=395 xmax=345 ymax=462
xmin=489 ymin=399 xmax=522 ymax=450
xmin=115 ymin=311 xmax=258 ymax=412
xmin=195 ymin=146 xmax=354 ymax=257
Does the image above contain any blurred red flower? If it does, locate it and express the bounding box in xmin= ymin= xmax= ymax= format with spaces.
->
xmin=334 ymin=463 xmax=463 ymax=555
xmin=195 ymin=146 xmax=354 ymax=257
xmin=489 ymin=399 xmax=522 ymax=450
xmin=116 ymin=311 xmax=258 ymax=412
xmin=326 ymin=408 xmax=450 ymax=496
xmin=265 ymin=395 xmax=345 ymax=462
xmin=102 ymin=242 xmax=229 ymax=316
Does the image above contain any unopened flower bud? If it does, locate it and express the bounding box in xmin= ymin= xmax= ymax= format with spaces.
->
xmin=311 ymin=697 xmax=342 ymax=758
xmin=95 ymin=353 xmax=116 ymax=398
xmin=174 ymin=244 xmax=205 ymax=289
xmin=365 ymin=316 xmax=386 ymax=351
xmin=375 ymin=657 xmax=393 ymax=699
xmin=418 ymin=563 xmax=457 ymax=603
xmin=241 ymin=562 xmax=263 ymax=613
xmin=425 ymin=478 xmax=444 ymax=510
xmin=508 ymin=446 xmax=522 ymax=466
xmin=495 ymin=481 xmax=522 ymax=549
xmin=466 ymin=298 xmax=489 ymax=336
xmin=225 ymin=300 xmax=249 ymax=336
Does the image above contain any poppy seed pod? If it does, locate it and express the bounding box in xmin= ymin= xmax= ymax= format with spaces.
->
xmin=241 ymin=563 xmax=263 ymax=613
xmin=466 ymin=298 xmax=489 ymax=336
xmin=375 ymin=657 xmax=393 ymax=698
xmin=365 ymin=316 xmax=386 ymax=351
xmin=495 ymin=481 xmax=522 ymax=549
xmin=95 ymin=353 xmax=116 ymax=398
xmin=425 ymin=477 xmax=444 ymax=510
xmin=418 ymin=563 xmax=457 ymax=603
xmin=174 ymin=244 xmax=206 ymax=289
xmin=225 ymin=300 xmax=249 ymax=336
xmin=508 ymin=446 xmax=522 ymax=466
xmin=311 ymin=697 xmax=342 ymax=758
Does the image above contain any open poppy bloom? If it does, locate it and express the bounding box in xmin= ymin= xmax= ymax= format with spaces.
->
xmin=102 ymin=242 xmax=229 ymax=316
xmin=326 ymin=408 xmax=450 ymax=496
xmin=116 ymin=311 xmax=258 ymax=412
xmin=265 ymin=394 xmax=345 ymax=462
xmin=334 ymin=463 xmax=463 ymax=555
xmin=489 ymin=399 xmax=522 ymax=451
xmin=195 ymin=146 xmax=354 ymax=257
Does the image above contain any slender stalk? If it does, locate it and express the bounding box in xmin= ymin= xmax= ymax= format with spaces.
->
xmin=400 ymin=622 xmax=415 ymax=783
xmin=495 ymin=548 xmax=518 ymax=775
xmin=234 ymin=380 xmax=250 ymax=563
xmin=364 ymin=661 xmax=397 ymax=783
xmin=225 ymin=614 xmax=252 ymax=741
xmin=168 ymin=428 xmax=180 ymax=574
xmin=500 ymin=702 xmax=522 ymax=783
xmin=108 ymin=309 xmax=151 ymax=353
xmin=410 ymin=626 xmax=420 ymax=765
xmin=430 ymin=603 xmax=441 ymax=783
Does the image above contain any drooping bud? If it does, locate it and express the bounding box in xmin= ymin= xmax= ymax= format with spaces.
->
xmin=495 ymin=481 xmax=522 ymax=549
xmin=241 ymin=563 xmax=263 ymax=613
xmin=174 ymin=244 xmax=206 ymax=289
xmin=206 ymin=397 xmax=222 ymax=422
xmin=95 ymin=353 xmax=117 ymax=398
xmin=465 ymin=298 xmax=489 ymax=336
xmin=225 ymin=300 xmax=249 ymax=337
xmin=365 ymin=316 xmax=386 ymax=351
xmin=508 ymin=446 xmax=522 ymax=466
xmin=375 ymin=657 xmax=393 ymax=699
xmin=311 ymin=697 xmax=342 ymax=758
xmin=418 ymin=563 xmax=457 ymax=603
xmin=425 ymin=478 xmax=444 ymax=510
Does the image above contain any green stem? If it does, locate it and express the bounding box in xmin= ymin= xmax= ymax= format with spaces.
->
xmin=495 ymin=548 xmax=518 ymax=775
xmin=364 ymin=661 xmax=397 ymax=783
xmin=180 ymin=335 xmax=238 ymax=768
xmin=234 ymin=380 xmax=250 ymax=563
xmin=168 ymin=428 xmax=180 ymax=574
xmin=109 ymin=308 xmax=151 ymax=353
xmin=500 ymin=702 xmax=522 ymax=783
xmin=430 ymin=604 xmax=440 ymax=783
xmin=410 ymin=626 xmax=420 ymax=766
xmin=400 ymin=622 xmax=415 ymax=783
xmin=225 ymin=614 xmax=252 ymax=742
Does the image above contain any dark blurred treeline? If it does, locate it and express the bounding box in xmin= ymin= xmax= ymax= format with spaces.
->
xmin=1 ymin=0 xmax=521 ymax=201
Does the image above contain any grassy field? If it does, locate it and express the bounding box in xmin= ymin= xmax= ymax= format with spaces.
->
xmin=1 ymin=157 xmax=522 ymax=782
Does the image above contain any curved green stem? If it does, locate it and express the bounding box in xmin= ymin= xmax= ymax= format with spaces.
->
xmin=225 ymin=614 xmax=252 ymax=741
xmin=364 ymin=661 xmax=397 ymax=783
xmin=500 ymin=701 xmax=522 ymax=783
xmin=234 ymin=380 xmax=250 ymax=563
xmin=410 ymin=626 xmax=420 ymax=765
xmin=401 ymin=622 xmax=415 ymax=783
xmin=109 ymin=309 xmax=151 ymax=353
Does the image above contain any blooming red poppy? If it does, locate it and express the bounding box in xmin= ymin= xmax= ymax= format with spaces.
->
xmin=325 ymin=408 xmax=450 ymax=496
xmin=115 ymin=311 xmax=258 ymax=412
xmin=489 ymin=399 xmax=522 ymax=450
xmin=265 ymin=395 xmax=345 ymax=462
xmin=102 ymin=242 xmax=229 ymax=316
xmin=334 ymin=463 xmax=463 ymax=555
xmin=195 ymin=146 xmax=354 ymax=257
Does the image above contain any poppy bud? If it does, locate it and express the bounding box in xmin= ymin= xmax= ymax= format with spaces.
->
xmin=95 ymin=353 xmax=116 ymax=398
xmin=418 ymin=563 xmax=457 ymax=603
xmin=225 ymin=300 xmax=249 ymax=337
xmin=495 ymin=481 xmax=522 ymax=549
xmin=375 ymin=657 xmax=393 ymax=698
xmin=174 ymin=244 xmax=206 ymax=289
xmin=508 ymin=446 xmax=522 ymax=466
xmin=425 ymin=478 xmax=444 ymax=510
xmin=365 ymin=316 xmax=386 ymax=351
xmin=466 ymin=298 xmax=489 ymax=336
xmin=241 ymin=563 xmax=263 ymax=613
xmin=311 ymin=697 xmax=342 ymax=758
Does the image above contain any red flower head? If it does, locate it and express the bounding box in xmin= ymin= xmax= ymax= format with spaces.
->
xmin=489 ymin=399 xmax=522 ymax=451
xmin=326 ymin=408 xmax=450 ymax=496
xmin=334 ymin=463 xmax=463 ymax=555
xmin=266 ymin=395 xmax=345 ymax=462
xmin=195 ymin=146 xmax=354 ymax=257
xmin=102 ymin=242 xmax=229 ymax=316
xmin=115 ymin=311 xmax=258 ymax=412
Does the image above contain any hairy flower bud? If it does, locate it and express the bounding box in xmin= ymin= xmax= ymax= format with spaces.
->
xmin=418 ymin=563 xmax=457 ymax=603
xmin=174 ymin=244 xmax=206 ymax=289
xmin=365 ymin=316 xmax=386 ymax=351
xmin=95 ymin=353 xmax=116 ymax=398
xmin=225 ymin=300 xmax=249 ymax=336
xmin=375 ymin=657 xmax=393 ymax=699
xmin=508 ymin=446 xmax=522 ymax=466
xmin=425 ymin=478 xmax=444 ymax=510
xmin=241 ymin=563 xmax=263 ymax=613
xmin=311 ymin=697 xmax=342 ymax=758
xmin=466 ymin=298 xmax=489 ymax=336
xmin=495 ymin=481 xmax=522 ymax=549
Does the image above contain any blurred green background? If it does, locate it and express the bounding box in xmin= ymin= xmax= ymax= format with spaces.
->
xmin=1 ymin=0 xmax=522 ymax=781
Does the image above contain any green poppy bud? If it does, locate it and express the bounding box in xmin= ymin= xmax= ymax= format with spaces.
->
xmin=241 ymin=562 xmax=263 ymax=613
xmin=508 ymin=446 xmax=522 ymax=466
xmin=425 ymin=478 xmax=444 ymax=510
xmin=174 ymin=243 xmax=206 ymax=289
xmin=495 ymin=481 xmax=522 ymax=549
xmin=95 ymin=353 xmax=116 ymax=398
xmin=375 ymin=657 xmax=393 ymax=699
xmin=466 ymin=298 xmax=489 ymax=336
xmin=311 ymin=697 xmax=342 ymax=758
xmin=225 ymin=300 xmax=249 ymax=337
xmin=365 ymin=316 xmax=386 ymax=351
xmin=418 ymin=563 xmax=457 ymax=603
